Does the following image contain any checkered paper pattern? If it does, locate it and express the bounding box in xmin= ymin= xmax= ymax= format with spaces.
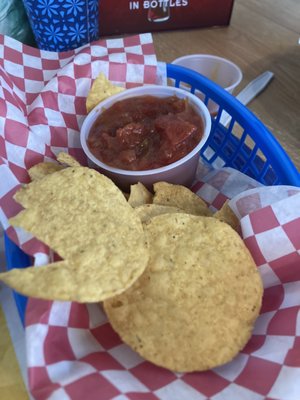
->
xmin=23 ymin=168 xmax=300 ymax=400
xmin=0 ymin=32 xmax=157 ymax=254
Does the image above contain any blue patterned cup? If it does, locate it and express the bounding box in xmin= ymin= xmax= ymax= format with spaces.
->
xmin=22 ymin=0 xmax=99 ymax=52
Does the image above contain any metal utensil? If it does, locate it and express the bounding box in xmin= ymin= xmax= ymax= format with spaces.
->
xmin=219 ymin=70 xmax=274 ymax=126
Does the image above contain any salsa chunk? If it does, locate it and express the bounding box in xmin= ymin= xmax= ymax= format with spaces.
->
xmin=87 ymin=95 xmax=204 ymax=170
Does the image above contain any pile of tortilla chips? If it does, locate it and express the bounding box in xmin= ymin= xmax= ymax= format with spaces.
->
xmin=0 ymin=154 xmax=263 ymax=373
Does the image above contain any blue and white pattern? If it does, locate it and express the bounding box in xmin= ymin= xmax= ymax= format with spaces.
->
xmin=22 ymin=0 xmax=99 ymax=52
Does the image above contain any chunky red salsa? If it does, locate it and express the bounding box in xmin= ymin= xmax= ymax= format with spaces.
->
xmin=87 ymin=95 xmax=204 ymax=170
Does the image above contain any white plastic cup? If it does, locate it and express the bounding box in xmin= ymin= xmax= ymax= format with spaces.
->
xmin=172 ymin=54 xmax=243 ymax=115
xmin=80 ymin=85 xmax=211 ymax=191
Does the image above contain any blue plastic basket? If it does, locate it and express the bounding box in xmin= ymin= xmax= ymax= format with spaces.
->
xmin=168 ymin=64 xmax=300 ymax=186
xmin=4 ymin=63 xmax=300 ymax=325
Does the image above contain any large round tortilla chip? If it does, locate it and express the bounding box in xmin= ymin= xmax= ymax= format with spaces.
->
xmin=2 ymin=167 xmax=149 ymax=302
xmin=104 ymin=214 xmax=263 ymax=372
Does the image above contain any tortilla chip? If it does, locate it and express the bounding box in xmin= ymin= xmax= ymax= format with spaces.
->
xmin=57 ymin=152 xmax=81 ymax=167
xmin=2 ymin=167 xmax=149 ymax=302
xmin=214 ymin=200 xmax=240 ymax=232
xmin=153 ymin=181 xmax=212 ymax=216
xmin=128 ymin=182 xmax=153 ymax=208
xmin=135 ymin=203 xmax=185 ymax=223
xmin=86 ymin=73 xmax=125 ymax=113
xmin=28 ymin=162 xmax=64 ymax=181
xmin=104 ymin=214 xmax=263 ymax=372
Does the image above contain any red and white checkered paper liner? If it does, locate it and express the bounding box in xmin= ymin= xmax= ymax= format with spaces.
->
xmin=1 ymin=34 xmax=300 ymax=400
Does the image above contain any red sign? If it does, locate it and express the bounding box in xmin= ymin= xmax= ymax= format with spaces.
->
xmin=99 ymin=0 xmax=234 ymax=36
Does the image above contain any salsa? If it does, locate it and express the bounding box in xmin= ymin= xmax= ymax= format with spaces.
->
xmin=87 ymin=95 xmax=204 ymax=171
